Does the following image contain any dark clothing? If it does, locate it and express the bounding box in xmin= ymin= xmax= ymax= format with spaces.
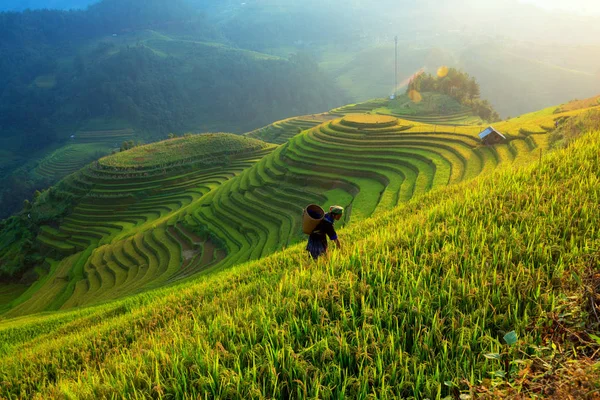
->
xmin=306 ymin=213 xmax=338 ymax=260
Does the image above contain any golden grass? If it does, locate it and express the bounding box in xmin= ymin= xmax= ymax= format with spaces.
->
xmin=341 ymin=114 xmax=398 ymax=128
xmin=99 ymin=133 xmax=272 ymax=169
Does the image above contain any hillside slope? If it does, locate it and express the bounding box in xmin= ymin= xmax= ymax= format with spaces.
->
xmin=0 ymin=126 xmax=598 ymax=398
xmin=0 ymin=134 xmax=275 ymax=314
xmin=2 ymin=101 xmax=598 ymax=317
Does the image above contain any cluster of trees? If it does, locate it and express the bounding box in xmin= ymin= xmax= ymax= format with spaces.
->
xmin=0 ymin=170 xmax=51 ymax=220
xmin=67 ymin=46 xmax=343 ymax=137
xmin=407 ymin=68 xmax=500 ymax=122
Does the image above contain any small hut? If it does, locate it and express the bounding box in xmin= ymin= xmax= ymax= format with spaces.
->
xmin=478 ymin=126 xmax=506 ymax=145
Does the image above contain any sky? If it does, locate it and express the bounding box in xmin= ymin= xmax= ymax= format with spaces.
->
xmin=520 ymin=0 xmax=600 ymax=15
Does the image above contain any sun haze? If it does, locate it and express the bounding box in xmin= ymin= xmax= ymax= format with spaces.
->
xmin=520 ymin=0 xmax=600 ymax=15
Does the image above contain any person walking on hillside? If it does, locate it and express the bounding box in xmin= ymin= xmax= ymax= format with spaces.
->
xmin=307 ymin=205 xmax=343 ymax=260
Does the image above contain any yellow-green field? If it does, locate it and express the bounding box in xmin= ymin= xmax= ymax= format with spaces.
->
xmin=0 ymin=126 xmax=598 ymax=398
xmin=102 ymin=134 xmax=270 ymax=168
xmin=2 ymin=101 xmax=599 ymax=318
xmin=246 ymin=113 xmax=337 ymax=144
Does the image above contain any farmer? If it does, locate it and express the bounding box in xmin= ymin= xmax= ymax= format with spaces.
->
xmin=306 ymin=205 xmax=343 ymax=260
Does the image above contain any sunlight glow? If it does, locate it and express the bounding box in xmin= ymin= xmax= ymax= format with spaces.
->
xmin=519 ymin=0 xmax=600 ymax=15
xmin=437 ymin=66 xmax=449 ymax=78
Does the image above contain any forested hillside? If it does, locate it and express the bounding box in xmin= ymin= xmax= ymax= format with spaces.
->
xmin=0 ymin=0 xmax=343 ymax=144
xmin=0 ymin=0 xmax=347 ymax=219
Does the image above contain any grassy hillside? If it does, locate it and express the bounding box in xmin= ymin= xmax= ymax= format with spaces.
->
xmin=0 ymin=127 xmax=136 ymax=220
xmin=555 ymin=95 xmax=600 ymax=113
xmin=0 ymin=124 xmax=598 ymax=398
xmin=246 ymin=113 xmax=337 ymax=145
xmin=0 ymin=134 xmax=275 ymax=314
xmin=3 ymin=99 xmax=598 ymax=318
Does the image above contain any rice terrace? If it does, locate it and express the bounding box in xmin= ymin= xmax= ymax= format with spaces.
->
xmin=0 ymin=83 xmax=598 ymax=398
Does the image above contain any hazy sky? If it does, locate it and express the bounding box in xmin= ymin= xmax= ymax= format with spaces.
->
xmin=520 ymin=0 xmax=600 ymax=15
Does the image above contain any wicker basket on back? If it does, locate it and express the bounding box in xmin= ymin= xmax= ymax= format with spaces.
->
xmin=302 ymin=204 xmax=324 ymax=234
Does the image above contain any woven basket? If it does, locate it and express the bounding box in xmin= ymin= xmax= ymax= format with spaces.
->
xmin=302 ymin=204 xmax=324 ymax=234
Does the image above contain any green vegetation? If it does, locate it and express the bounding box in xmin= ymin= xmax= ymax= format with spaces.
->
xmin=1 ymin=98 xmax=595 ymax=315
xmin=0 ymin=2 xmax=599 ymax=394
xmin=0 ymin=3 xmax=345 ymax=141
xmin=0 ymin=124 xmax=598 ymax=398
xmin=103 ymin=134 xmax=269 ymax=168
xmin=12 ymin=101 xmax=596 ymax=315
xmin=246 ymin=114 xmax=336 ymax=145
xmin=374 ymin=93 xmax=482 ymax=125
xmin=0 ymin=128 xmax=136 ymax=220
xmin=551 ymin=108 xmax=600 ymax=148
xmin=0 ymin=134 xmax=275 ymax=287
xmin=33 ymin=144 xmax=112 ymax=180
xmin=3 ymin=96 xmax=596 ymax=312
xmin=555 ymin=95 xmax=600 ymax=113
xmin=0 ymin=0 xmax=347 ymax=217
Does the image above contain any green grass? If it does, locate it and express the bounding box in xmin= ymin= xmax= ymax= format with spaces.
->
xmin=100 ymin=133 xmax=271 ymax=168
xmin=0 ymin=284 xmax=27 ymax=313
xmin=0 ymin=129 xmax=598 ymax=398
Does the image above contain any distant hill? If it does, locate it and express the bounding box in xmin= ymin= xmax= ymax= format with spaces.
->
xmin=0 ymin=0 xmax=348 ymax=219
xmin=460 ymin=42 xmax=600 ymax=118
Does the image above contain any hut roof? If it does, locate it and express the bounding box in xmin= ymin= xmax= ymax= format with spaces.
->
xmin=478 ymin=126 xmax=506 ymax=140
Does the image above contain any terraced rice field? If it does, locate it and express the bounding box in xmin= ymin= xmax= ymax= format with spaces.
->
xmin=381 ymin=110 xmax=481 ymax=125
xmin=330 ymin=98 xmax=390 ymax=114
xmin=330 ymin=95 xmax=483 ymax=126
xmin=4 ymin=102 xmax=595 ymax=317
xmin=246 ymin=113 xmax=337 ymax=144
xmin=74 ymin=128 xmax=136 ymax=145
xmin=6 ymin=135 xmax=275 ymax=315
xmin=179 ymin=112 xmax=557 ymax=273
xmin=246 ymin=95 xmax=479 ymax=147
xmin=33 ymin=129 xmax=137 ymax=181
xmin=1 ymin=124 xmax=599 ymax=399
xmin=34 ymin=144 xmax=108 ymax=180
